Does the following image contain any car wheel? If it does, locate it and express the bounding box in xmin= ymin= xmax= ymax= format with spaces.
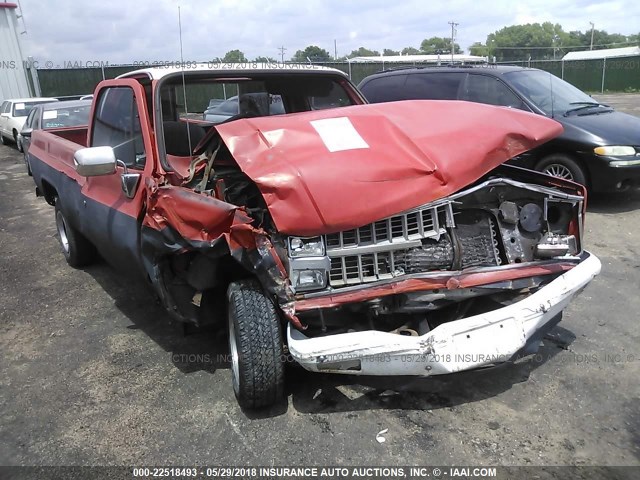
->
xmin=227 ymin=279 xmax=285 ymax=409
xmin=54 ymin=200 xmax=96 ymax=268
xmin=14 ymin=131 xmax=23 ymax=152
xmin=535 ymin=154 xmax=587 ymax=187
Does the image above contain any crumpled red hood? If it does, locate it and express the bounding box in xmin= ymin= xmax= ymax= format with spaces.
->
xmin=215 ymin=100 xmax=562 ymax=236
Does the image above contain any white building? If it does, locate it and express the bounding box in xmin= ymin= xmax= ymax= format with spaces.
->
xmin=347 ymin=54 xmax=488 ymax=65
xmin=0 ymin=2 xmax=32 ymax=103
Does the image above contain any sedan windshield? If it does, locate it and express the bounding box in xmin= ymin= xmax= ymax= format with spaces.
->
xmin=12 ymin=102 xmax=48 ymax=118
xmin=504 ymin=70 xmax=601 ymax=116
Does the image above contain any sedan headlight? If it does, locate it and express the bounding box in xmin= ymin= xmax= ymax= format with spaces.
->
xmin=288 ymin=236 xmax=325 ymax=257
xmin=594 ymin=146 xmax=636 ymax=156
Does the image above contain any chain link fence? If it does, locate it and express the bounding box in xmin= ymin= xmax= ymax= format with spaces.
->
xmin=32 ymin=56 xmax=640 ymax=98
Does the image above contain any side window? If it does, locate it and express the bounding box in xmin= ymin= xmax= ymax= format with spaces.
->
xmin=91 ymin=87 xmax=145 ymax=169
xmin=463 ymin=74 xmax=526 ymax=109
xmin=25 ymin=109 xmax=36 ymax=128
xmin=360 ymin=75 xmax=408 ymax=103
xmin=309 ymin=82 xmax=352 ymax=110
xmin=404 ymin=73 xmax=466 ymax=100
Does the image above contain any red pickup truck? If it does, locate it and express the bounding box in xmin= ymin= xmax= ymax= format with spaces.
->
xmin=28 ymin=64 xmax=600 ymax=409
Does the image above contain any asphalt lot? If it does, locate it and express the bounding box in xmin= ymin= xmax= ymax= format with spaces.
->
xmin=1 ymin=94 xmax=639 ymax=468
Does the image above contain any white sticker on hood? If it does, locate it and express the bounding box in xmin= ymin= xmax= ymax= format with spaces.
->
xmin=310 ymin=117 xmax=369 ymax=152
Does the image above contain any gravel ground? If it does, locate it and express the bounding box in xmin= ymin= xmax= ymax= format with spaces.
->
xmin=0 ymin=95 xmax=639 ymax=468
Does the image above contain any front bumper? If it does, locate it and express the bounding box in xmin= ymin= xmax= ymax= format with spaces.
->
xmin=580 ymin=152 xmax=640 ymax=192
xmin=287 ymin=251 xmax=601 ymax=376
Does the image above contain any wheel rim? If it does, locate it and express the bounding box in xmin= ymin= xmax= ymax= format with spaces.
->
xmin=543 ymin=163 xmax=574 ymax=180
xmin=228 ymin=309 xmax=240 ymax=395
xmin=55 ymin=211 xmax=70 ymax=254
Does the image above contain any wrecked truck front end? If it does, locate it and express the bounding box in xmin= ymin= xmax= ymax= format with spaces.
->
xmin=281 ymin=173 xmax=600 ymax=375
xmin=210 ymin=100 xmax=600 ymax=377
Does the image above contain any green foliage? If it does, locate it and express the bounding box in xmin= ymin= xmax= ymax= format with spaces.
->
xmin=291 ymin=45 xmax=332 ymax=62
xmin=222 ymin=49 xmax=247 ymax=62
xmin=401 ymin=46 xmax=421 ymax=55
xmin=420 ymin=36 xmax=461 ymax=54
xmin=347 ymin=47 xmax=380 ymax=58
xmin=477 ymin=23 xmax=638 ymax=61
xmin=383 ymin=48 xmax=400 ymax=56
xmin=469 ymin=41 xmax=489 ymax=57
xmin=254 ymin=56 xmax=277 ymax=63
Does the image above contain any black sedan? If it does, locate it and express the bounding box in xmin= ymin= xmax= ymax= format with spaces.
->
xmin=359 ymin=66 xmax=640 ymax=192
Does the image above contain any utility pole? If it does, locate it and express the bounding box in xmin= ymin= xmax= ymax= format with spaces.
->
xmin=448 ymin=21 xmax=459 ymax=63
xmin=589 ymin=22 xmax=595 ymax=50
xmin=278 ymin=46 xmax=287 ymax=63
xmin=334 ymin=39 xmax=338 ymax=60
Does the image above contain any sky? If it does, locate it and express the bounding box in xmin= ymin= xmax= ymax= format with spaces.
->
xmin=14 ymin=0 xmax=640 ymax=64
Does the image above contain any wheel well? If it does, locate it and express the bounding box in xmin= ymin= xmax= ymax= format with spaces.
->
xmin=40 ymin=179 xmax=58 ymax=206
xmin=12 ymin=129 xmax=18 ymax=139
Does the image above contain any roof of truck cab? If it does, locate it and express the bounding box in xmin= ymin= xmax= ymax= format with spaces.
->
xmin=117 ymin=63 xmax=348 ymax=81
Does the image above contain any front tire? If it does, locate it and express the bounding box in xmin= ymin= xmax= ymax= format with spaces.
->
xmin=54 ymin=201 xmax=95 ymax=267
xmin=536 ymin=154 xmax=587 ymax=187
xmin=227 ymin=279 xmax=285 ymax=409
xmin=14 ymin=131 xmax=23 ymax=152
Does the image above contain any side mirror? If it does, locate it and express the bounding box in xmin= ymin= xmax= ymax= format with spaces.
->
xmin=74 ymin=146 xmax=116 ymax=177
xmin=21 ymin=129 xmax=33 ymax=138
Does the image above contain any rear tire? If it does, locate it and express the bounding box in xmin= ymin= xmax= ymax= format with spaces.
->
xmin=535 ymin=154 xmax=587 ymax=187
xmin=227 ymin=279 xmax=285 ymax=409
xmin=54 ymin=201 xmax=95 ymax=267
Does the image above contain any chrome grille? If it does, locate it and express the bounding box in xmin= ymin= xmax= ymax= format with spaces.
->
xmin=326 ymin=203 xmax=453 ymax=287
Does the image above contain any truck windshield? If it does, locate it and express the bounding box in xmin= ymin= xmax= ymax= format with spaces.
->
xmin=160 ymin=74 xmax=355 ymax=125
xmin=504 ymin=70 xmax=599 ymax=116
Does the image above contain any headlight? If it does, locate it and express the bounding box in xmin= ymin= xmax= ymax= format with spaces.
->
xmin=594 ymin=146 xmax=636 ymax=156
xmin=287 ymin=236 xmax=329 ymax=292
xmin=288 ymin=236 xmax=325 ymax=257
xmin=291 ymin=269 xmax=327 ymax=291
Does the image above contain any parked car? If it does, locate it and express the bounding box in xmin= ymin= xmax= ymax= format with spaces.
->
xmin=0 ymin=97 xmax=58 ymax=151
xmin=359 ymin=66 xmax=640 ymax=192
xmin=21 ymin=99 xmax=92 ymax=175
xmin=203 ymin=93 xmax=285 ymax=122
xmin=28 ymin=64 xmax=599 ymax=409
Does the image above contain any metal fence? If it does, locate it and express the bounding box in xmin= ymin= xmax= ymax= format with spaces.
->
xmin=33 ymin=56 xmax=640 ymax=98
xmin=497 ymin=56 xmax=640 ymax=93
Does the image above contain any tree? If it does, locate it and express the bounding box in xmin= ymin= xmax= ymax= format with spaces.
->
xmin=222 ymin=49 xmax=247 ymax=62
xmin=383 ymin=48 xmax=400 ymax=56
xmin=469 ymin=42 xmax=490 ymax=57
xmin=254 ymin=56 xmax=277 ymax=63
xmin=347 ymin=47 xmax=380 ymax=58
xmin=291 ymin=45 xmax=332 ymax=62
xmin=401 ymin=46 xmax=421 ymax=55
xmin=420 ymin=36 xmax=461 ymax=54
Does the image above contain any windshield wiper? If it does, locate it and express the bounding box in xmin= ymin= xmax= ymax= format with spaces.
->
xmin=563 ymin=102 xmax=606 ymax=116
